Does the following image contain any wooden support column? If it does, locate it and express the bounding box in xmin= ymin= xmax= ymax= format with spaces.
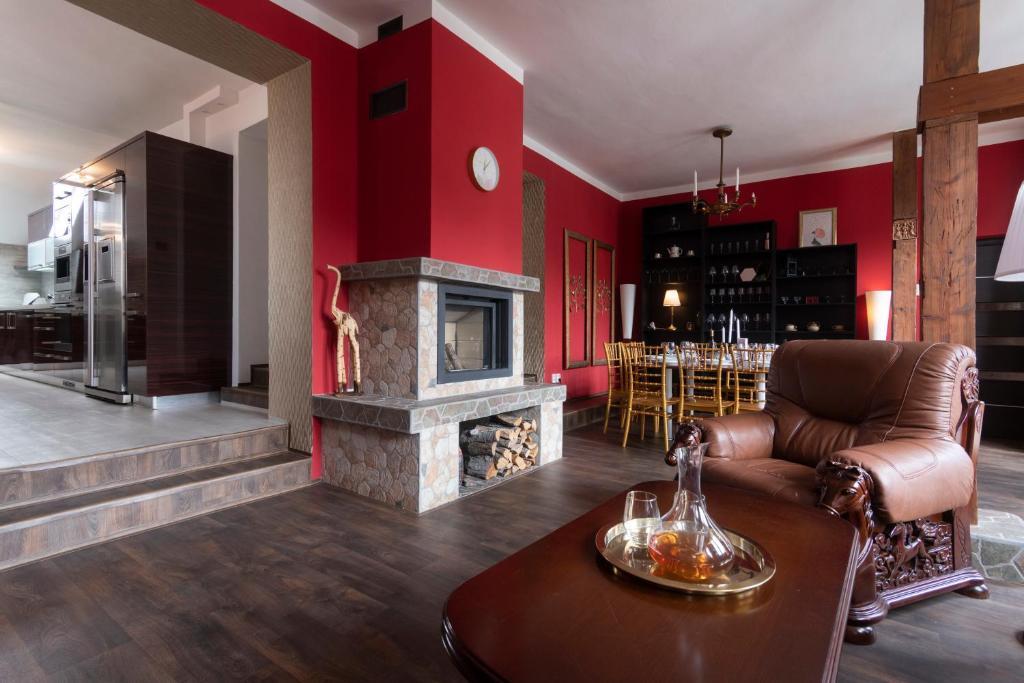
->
xmin=891 ymin=130 xmax=918 ymax=341
xmin=920 ymin=0 xmax=979 ymax=348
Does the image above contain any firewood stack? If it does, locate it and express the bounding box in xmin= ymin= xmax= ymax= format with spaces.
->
xmin=460 ymin=413 xmax=539 ymax=481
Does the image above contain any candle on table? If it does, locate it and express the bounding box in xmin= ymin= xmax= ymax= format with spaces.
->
xmin=693 ymin=170 xmax=698 ymax=198
xmin=736 ymin=167 xmax=740 ymax=192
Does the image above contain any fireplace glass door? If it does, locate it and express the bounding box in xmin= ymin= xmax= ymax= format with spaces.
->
xmin=444 ymin=302 xmax=493 ymax=371
xmin=437 ymin=284 xmax=512 ymax=384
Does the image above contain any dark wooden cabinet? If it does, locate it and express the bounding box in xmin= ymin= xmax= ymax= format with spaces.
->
xmin=775 ymin=244 xmax=857 ymax=342
xmin=976 ymin=237 xmax=1024 ymax=440
xmin=640 ymin=202 xmax=859 ymax=345
xmin=0 ymin=311 xmax=33 ymax=365
xmin=78 ymin=132 xmax=233 ymax=397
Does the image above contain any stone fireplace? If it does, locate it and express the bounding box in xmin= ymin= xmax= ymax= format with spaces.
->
xmin=312 ymin=257 xmax=566 ymax=514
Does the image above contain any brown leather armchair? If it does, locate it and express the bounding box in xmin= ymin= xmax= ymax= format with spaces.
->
xmin=680 ymin=340 xmax=987 ymax=644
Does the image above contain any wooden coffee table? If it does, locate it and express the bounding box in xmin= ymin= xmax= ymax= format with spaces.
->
xmin=443 ymin=480 xmax=859 ymax=683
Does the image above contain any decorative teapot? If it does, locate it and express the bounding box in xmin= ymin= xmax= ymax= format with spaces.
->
xmin=667 ymin=245 xmax=682 ymax=258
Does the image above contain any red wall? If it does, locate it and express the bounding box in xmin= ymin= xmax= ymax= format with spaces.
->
xmin=431 ymin=23 xmax=524 ymax=273
xmin=358 ymin=21 xmax=432 ymax=262
xmin=979 ymin=139 xmax=1024 ymax=238
xmin=357 ymin=20 xmax=525 ymax=273
xmin=523 ymin=148 xmax=633 ymax=399
xmin=197 ymin=0 xmax=358 ymax=478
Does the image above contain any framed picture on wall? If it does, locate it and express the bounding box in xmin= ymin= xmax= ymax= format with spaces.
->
xmin=564 ymin=230 xmax=592 ymax=369
xmin=798 ymin=208 xmax=838 ymax=247
xmin=591 ymin=241 xmax=616 ymax=366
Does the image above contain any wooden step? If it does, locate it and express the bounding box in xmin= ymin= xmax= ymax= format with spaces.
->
xmin=251 ymin=364 xmax=269 ymax=389
xmin=220 ymin=384 xmax=269 ymax=410
xmin=563 ymin=395 xmax=608 ymax=432
xmin=0 ymin=451 xmax=310 ymax=571
xmin=0 ymin=424 xmax=288 ymax=511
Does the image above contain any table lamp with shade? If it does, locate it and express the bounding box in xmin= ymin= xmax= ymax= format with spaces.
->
xmin=663 ymin=289 xmax=682 ymax=331
xmin=866 ymin=290 xmax=892 ymax=341
xmin=995 ymin=181 xmax=1024 ymax=282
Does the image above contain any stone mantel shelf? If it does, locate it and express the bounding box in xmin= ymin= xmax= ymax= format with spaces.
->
xmin=312 ymin=383 xmax=566 ymax=434
xmin=338 ymin=257 xmax=540 ymax=292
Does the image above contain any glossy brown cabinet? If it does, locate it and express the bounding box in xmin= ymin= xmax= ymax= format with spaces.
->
xmin=79 ymin=132 xmax=233 ymax=397
xmin=0 ymin=311 xmax=33 ymax=365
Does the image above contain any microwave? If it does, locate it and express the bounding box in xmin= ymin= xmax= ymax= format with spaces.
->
xmin=27 ymin=237 xmax=54 ymax=272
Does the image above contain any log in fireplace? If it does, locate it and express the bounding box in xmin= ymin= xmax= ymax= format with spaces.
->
xmin=438 ymin=284 xmax=512 ymax=384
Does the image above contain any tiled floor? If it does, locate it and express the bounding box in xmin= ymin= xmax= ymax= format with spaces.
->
xmin=0 ymin=374 xmax=285 ymax=469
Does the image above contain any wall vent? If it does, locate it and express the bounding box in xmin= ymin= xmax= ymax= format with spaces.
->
xmin=378 ymin=16 xmax=403 ymax=40
xmin=370 ymin=81 xmax=407 ymax=119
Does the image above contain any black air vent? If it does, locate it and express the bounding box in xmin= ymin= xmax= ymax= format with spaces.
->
xmin=370 ymin=81 xmax=407 ymax=119
xmin=378 ymin=16 xmax=403 ymax=40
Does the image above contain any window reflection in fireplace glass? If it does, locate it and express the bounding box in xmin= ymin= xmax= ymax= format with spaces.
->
xmin=444 ymin=304 xmax=492 ymax=371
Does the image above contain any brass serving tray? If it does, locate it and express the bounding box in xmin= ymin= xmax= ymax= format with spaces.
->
xmin=595 ymin=522 xmax=776 ymax=595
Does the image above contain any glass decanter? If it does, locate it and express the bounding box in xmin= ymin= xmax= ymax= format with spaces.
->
xmin=647 ymin=437 xmax=735 ymax=581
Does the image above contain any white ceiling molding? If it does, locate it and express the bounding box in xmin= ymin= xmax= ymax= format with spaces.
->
xmin=269 ymin=0 xmax=359 ymax=47
xmin=523 ymin=135 xmax=622 ymax=200
xmin=431 ymin=1 xmax=523 ymax=84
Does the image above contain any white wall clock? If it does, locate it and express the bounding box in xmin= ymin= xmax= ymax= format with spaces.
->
xmin=470 ymin=146 xmax=500 ymax=191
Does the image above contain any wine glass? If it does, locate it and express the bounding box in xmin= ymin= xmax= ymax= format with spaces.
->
xmin=623 ymin=491 xmax=661 ymax=545
xmin=708 ymin=266 xmax=717 ymax=283
xmin=731 ymin=265 xmax=741 ymax=281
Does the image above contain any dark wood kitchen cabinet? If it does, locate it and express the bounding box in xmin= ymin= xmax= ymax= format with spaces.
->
xmin=0 ymin=311 xmax=33 ymax=365
xmin=78 ymin=132 xmax=232 ymax=397
xmin=30 ymin=309 xmax=83 ymax=365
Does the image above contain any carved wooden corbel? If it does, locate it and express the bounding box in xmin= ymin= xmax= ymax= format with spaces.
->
xmin=892 ymin=218 xmax=917 ymax=241
xmin=816 ymin=460 xmax=877 ymax=562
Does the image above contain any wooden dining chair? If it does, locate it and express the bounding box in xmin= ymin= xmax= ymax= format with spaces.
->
xmin=603 ymin=342 xmax=629 ymax=433
xmin=621 ymin=344 xmax=672 ymax=451
xmin=675 ymin=343 xmax=735 ymax=419
xmin=727 ymin=346 xmax=774 ymax=413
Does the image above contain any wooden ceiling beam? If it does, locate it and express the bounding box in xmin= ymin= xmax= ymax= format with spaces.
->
xmin=919 ymin=63 xmax=1024 ymax=124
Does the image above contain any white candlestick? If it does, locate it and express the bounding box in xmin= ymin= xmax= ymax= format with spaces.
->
xmin=693 ymin=170 xmax=698 ymax=198
xmin=736 ymin=167 xmax=740 ymax=192
xmin=721 ymin=326 xmax=725 ymax=344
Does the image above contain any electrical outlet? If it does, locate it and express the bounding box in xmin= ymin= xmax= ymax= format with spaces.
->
xmin=551 ymin=373 xmax=561 ymax=384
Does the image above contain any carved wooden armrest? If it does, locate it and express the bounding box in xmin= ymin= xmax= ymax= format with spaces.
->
xmin=665 ymin=414 xmax=775 ymax=465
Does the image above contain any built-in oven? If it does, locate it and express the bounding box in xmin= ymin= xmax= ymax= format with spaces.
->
xmin=51 ymin=184 xmax=86 ymax=305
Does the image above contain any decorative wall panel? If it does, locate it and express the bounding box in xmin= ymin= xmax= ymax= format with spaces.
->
xmin=268 ymin=63 xmax=313 ymax=453
xmin=591 ymin=240 xmax=616 ymax=365
xmin=522 ymin=173 xmax=546 ymax=382
xmin=564 ymin=230 xmax=592 ymax=369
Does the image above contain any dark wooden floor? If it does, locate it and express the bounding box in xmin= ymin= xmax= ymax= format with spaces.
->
xmin=0 ymin=424 xmax=1020 ymax=682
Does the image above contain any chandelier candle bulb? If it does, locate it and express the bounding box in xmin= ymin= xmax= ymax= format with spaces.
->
xmin=693 ymin=170 xmax=698 ymax=198
xmin=736 ymin=167 xmax=740 ymax=192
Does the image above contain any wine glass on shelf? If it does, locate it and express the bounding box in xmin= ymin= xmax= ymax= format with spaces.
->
xmin=708 ymin=266 xmax=717 ymax=283
xmin=731 ymin=264 xmax=741 ymax=282
xmin=727 ymin=287 xmax=736 ymax=304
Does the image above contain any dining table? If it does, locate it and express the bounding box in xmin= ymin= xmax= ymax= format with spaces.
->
xmin=649 ymin=349 xmax=769 ymax=433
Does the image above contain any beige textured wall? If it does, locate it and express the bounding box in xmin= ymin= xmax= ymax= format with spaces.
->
xmin=268 ymin=64 xmax=313 ymax=453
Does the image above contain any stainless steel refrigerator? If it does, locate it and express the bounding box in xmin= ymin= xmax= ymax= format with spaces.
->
xmin=83 ymin=171 xmax=130 ymax=403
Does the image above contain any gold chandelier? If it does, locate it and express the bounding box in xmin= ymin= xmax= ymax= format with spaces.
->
xmin=692 ymin=127 xmax=757 ymax=217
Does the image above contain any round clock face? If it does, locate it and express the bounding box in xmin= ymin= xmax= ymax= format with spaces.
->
xmin=471 ymin=147 xmax=500 ymax=191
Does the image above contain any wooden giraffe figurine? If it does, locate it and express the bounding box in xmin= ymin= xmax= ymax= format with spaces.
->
xmin=327 ymin=265 xmax=361 ymax=394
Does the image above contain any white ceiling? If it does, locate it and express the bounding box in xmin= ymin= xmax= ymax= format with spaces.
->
xmin=0 ymin=0 xmax=252 ymax=244
xmin=293 ymin=0 xmax=1024 ymax=199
